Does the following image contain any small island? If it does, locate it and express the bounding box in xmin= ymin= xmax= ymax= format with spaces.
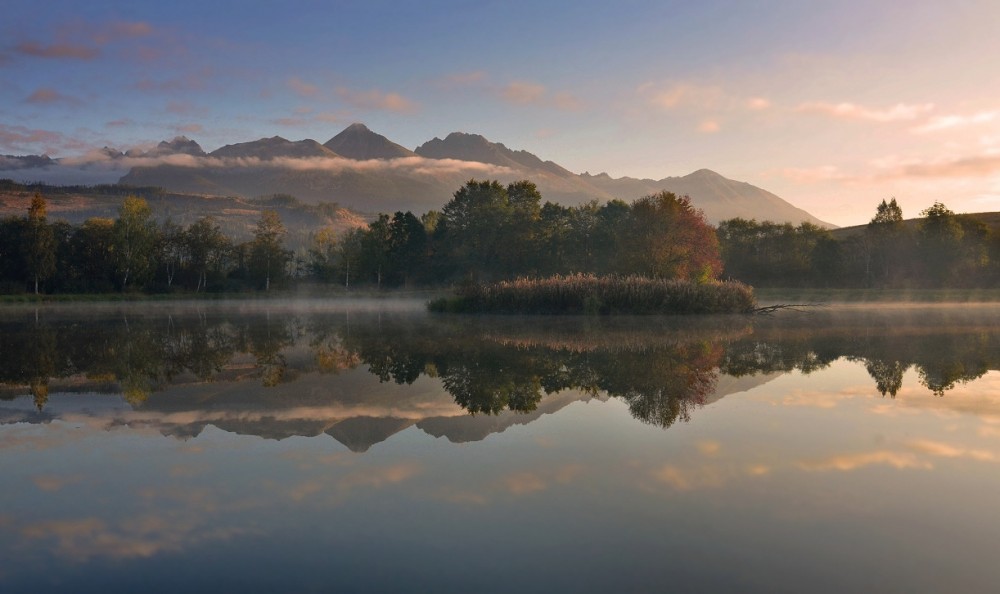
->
xmin=428 ymin=274 xmax=756 ymax=315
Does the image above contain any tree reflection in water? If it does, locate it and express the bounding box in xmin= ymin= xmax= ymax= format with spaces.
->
xmin=2 ymin=307 xmax=1000 ymax=427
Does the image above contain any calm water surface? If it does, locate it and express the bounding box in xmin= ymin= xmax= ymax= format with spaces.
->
xmin=1 ymin=300 xmax=999 ymax=593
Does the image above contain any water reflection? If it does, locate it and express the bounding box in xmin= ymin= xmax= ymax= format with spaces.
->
xmin=3 ymin=304 xmax=1000 ymax=592
xmin=2 ymin=304 xmax=999 ymax=439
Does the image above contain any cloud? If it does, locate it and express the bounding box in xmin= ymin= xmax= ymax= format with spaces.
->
xmin=165 ymin=100 xmax=206 ymax=116
xmin=13 ymin=20 xmax=154 ymax=62
xmin=316 ymin=112 xmax=344 ymax=123
xmin=697 ymin=440 xmax=722 ymax=456
xmin=23 ymin=145 xmax=516 ymax=181
xmin=337 ymin=463 xmax=420 ymax=493
xmin=174 ymin=123 xmax=204 ymax=134
xmin=912 ymin=111 xmax=999 ymax=134
xmin=0 ymin=124 xmax=66 ymax=153
xmin=502 ymin=472 xmax=547 ymax=495
xmin=906 ymin=439 xmax=998 ymax=462
xmin=32 ymin=474 xmax=83 ymax=492
xmin=337 ymin=87 xmax=417 ymax=114
xmin=498 ymin=81 xmax=584 ymax=111
xmin=698 ymin=119 xmax=721 ymax=133
xmin=643 ymin=82 xmax=724 ymax=110
xmin=796 ymin=101 xmax=935 ymax=122
xmin=641 ymin=82 xmax=769 ymax=116
xmin=19 ymin=514 xmax=246 ymax=562
xmin=503 ymin=81 xmax=546 ymax=104
xmin=134 ymin=69 xmax=212 ymax=93
xmin=106 ymin=118 xmax=135 ymax=128
xmin=441 ymin=70 xmax=487 ymax=86
xmin=288 ymin=76 xmax=320 ymax=98
xmin=651 ymin=463 xmax=725 ymax=491
xmin=93 ymin=21 xmax=153 ymax=44
xmin=14 ymin=41 xmax=98 ymax=60
xmin=272 ymin=117 xmax=309 ymax=127
xmin=875 ymin=154 xmax=1000 ymax=179
xmin=799 ymin=450 xmax=931 ymax=472
xmin=25 ymin=88 xmax=79 ymax=105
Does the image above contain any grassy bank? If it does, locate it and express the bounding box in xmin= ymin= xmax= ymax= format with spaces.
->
xmin=428 ymin=274 xmax=757 ymax=315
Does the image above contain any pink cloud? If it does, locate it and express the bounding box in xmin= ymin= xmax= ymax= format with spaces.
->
xmin=337 ymin=87 xmax=417 ymax=114
xmin=106 ymin=119 xmax=135 ymax=128
xmin=893 ymin=154 xmax=1000 ymax=179
xmin=134 ymin=68 xmax=211 ymax=93
xmin=796 ymin=101 xmax=934 ymax=122
xmin=0 ymin=124 xmax=66 ymax=153
xmin=174 ymin=123 xmax=204 ymax=134
xmin=165 ymin=101 xmax=206 ymax=116
xmin=26 ymin=88 xmax=79 ymax=105
xmin=499 ymin=81 xmax=584 ymax=111
xmin=912 ymin=111 xmax=999 ymax=134
xmin=15 ymin=41 xmax=98 ymax=60
xmin=698 ymin=119 xmax=721 ymax=133
xmin=503 ymin=81 xmax=546 ymax=104
xmin=272 ymin=117 xmax=309 ymax=127
xmin=288 ymin=76 xmax=320 ymax=98
xmin=13 ymin=20 xmax=154 ymax=62
xmin=93 ymin=21 xmax=153 ymax=44
xmin=440 ymin=71 xmax=487 ymax=87
xmin=643 ymin=82 xmax=724 ymax=110
xmin=641 ymin=82 xmax=766 ymax=115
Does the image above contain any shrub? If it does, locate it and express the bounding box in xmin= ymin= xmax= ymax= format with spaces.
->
xmin=428 ymin=274 xmax=756 ymax=315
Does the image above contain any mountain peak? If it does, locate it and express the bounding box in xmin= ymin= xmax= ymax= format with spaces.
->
xmin=685 ymin=168 xmax=723 ymax=180
xmin=210 ymin=136 xmax=337 ymax=160
xmin=148 ymin=136 xmax=206 ymax=157
xmin=323 ymin=123 xmax=414 ymax=160
xmin=415 ymin=132 xmax=575 ymax=178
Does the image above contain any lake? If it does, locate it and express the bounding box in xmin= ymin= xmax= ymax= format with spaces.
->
xmin=2 ymin=300 xmax=999 ymax=593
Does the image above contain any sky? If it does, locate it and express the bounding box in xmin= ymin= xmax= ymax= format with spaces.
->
xmin=2 ymin=0 xmax=1000 ymax=226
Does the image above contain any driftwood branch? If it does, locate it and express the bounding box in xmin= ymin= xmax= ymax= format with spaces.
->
xmin=751 ymin=303 xmax=825 ymax=315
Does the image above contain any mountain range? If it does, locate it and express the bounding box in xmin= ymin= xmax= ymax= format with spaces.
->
xmin=3 ymin=123 xmax=832 ymax=226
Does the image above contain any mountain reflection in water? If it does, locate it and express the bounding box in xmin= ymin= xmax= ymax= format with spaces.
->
xmin=3 ymin=303 xmax=1000 ymax=593
xmin=2 ymin=304 xmax=999 ymax=447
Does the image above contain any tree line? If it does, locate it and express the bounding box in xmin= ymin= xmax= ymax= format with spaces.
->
xmin=0 ymin=193 xmax=293 ymax=293
xmin=3 ymin=180 xmax=999 ymax=294
xmin=6 ymin=310 xmax=994 ymax=419
xmin=310 ymin=179 xmax=721 ymax=289
xmin=717 ymin=198 xmax=1000 ymax=288
xmin=1 ymin=180 xmax=721 ymax=294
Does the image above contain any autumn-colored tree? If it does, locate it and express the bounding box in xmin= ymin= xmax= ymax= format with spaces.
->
xmin=112 ymin=195 xmax=158 ymax=290
xmin=624 ymin=191 xmax=721 ymax=281
xmin=307 ymin=226 xmax=340 ymax=281
xmin=25 ymin=192 xmax=55 ymax=294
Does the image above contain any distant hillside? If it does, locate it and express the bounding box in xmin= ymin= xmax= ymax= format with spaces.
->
xmin=5 ymin=123 xmax=833 ymax=226
xmin=0 ymin=180 xmax=366 ymax=252
xmin=829 ymin=212 xmax=1000 ymax=240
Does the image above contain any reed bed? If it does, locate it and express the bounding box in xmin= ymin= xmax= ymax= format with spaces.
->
xmin=428 ymin=274 xmax=757 ymax=315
